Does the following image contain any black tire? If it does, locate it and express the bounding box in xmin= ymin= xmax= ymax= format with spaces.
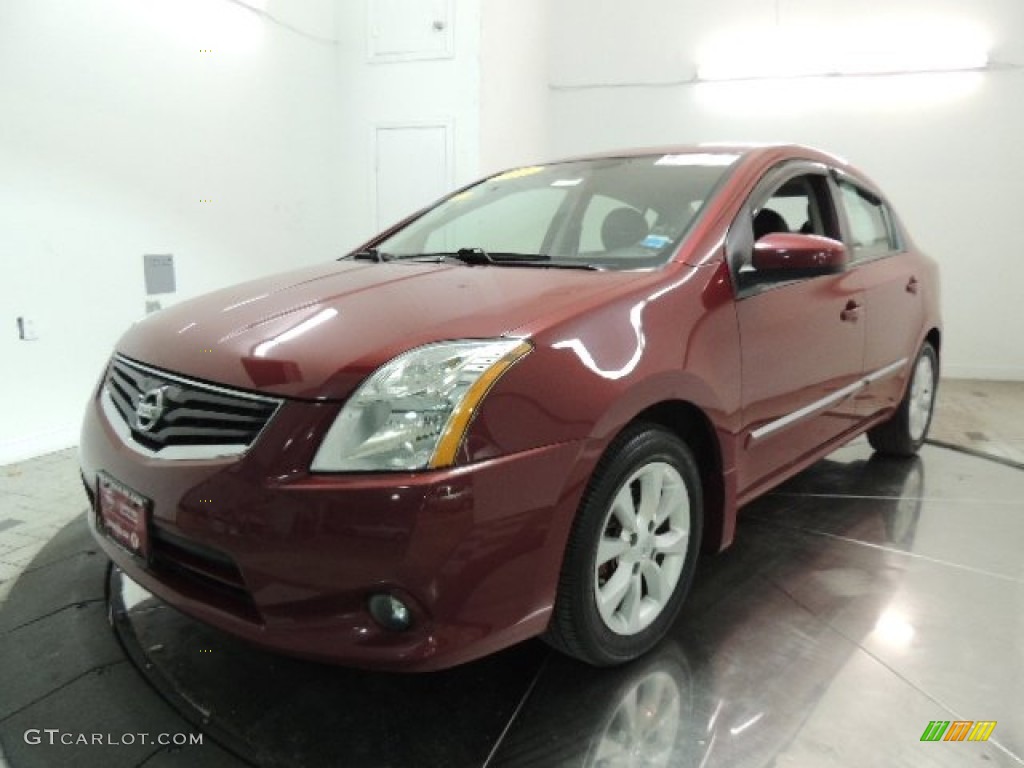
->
xmin=544 ymin=423 xmax=703 ymax=666
xmin=868 ymin=342 xmax=938 ymax=457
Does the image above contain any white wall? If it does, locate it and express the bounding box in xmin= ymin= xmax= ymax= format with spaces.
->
xmin=479 ymin=0 xmax=549 ymax=175
xmin=333 ymin=0 xmax=482 ymax=245
xmin=548 ymin=0 xmax=1024 ymax=380
xmin=3 ymin=0 xmax=1021 ymax=464
xmin=0 ymin=0 xmax=489 ymax=465
xmin=0 ymin=0 xmax=342 ymax=464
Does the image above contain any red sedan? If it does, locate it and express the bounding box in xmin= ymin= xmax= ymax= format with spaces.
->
xmin=80 ymin=144 xmax=940 ymax=670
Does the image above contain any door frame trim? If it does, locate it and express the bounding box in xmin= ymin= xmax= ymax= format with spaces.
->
xmin=749 ymin=358 xmax=908 ymax=443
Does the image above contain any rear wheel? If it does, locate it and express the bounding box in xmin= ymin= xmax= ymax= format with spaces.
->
xmin=868 ymin=342 xmax=938 ymax=456
xmin=545 ymin=424 xmax=702 ymax=666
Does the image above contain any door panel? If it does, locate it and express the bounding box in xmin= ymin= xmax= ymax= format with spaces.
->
xmin=858 ymin=254 xmax=924 ymax=415
xmin=737 ymin=271 xmax=865 ymax=493
xmin=834 ymin=179 xmax=924 ymax=417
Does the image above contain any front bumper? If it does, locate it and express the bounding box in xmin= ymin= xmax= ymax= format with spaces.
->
xmin=80 ymin=388 xmax=585 ymax=671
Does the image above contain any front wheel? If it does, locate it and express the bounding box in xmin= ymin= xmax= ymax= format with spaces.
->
xmin=868 ymin=342 xmax=938 ymax=456
xmin=545 ymin=424 xmax=703 ymax=666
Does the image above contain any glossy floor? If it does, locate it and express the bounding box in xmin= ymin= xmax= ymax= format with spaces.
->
xmin=103 ymin=440 xmax=1023 ymax=766
xmin=2 ymin=377 xmax=1023 ymax=767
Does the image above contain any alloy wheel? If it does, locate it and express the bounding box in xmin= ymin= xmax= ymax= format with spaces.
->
xmin=593 ymin=462 xmax=691 ymax=636
xmin=908 ymin=353 xmax=935 ymax=442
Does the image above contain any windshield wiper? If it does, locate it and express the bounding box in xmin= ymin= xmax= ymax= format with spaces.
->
xmin=453 ymin=247 xmax=496 ymax=265
xmin=395 ymin=248 xmax=603 ymax=270
xmin=346 ymin=248 xmax=392 ymax=263
xmin=406 ymin=249 xmax=604 ymax=270
xmin=408 ymin=247 xmax=499 ymax=265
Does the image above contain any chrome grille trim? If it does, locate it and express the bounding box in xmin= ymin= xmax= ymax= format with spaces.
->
xmin=102 ymin=354 xmax=283 ymax=460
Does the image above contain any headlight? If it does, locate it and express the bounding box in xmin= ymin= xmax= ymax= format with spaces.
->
xmin=310 ymin=339 xmax=532 ymax=472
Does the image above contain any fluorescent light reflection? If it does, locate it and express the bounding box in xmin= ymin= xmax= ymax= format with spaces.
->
xmin=873 ymin=608 xmax=915 ymax=649
xmin=223 ymin=293 xmax=270 ymax=312
xmin=553 ymin=302 xmax=646 ymax=380
xmin=730 ymin=712 xmax=764 ymax=736
xmin=552 ymin=275 xmax=693 ymax=380
xmin=119 ymin=573 xmax=154 ymax=611
xmin=253 ymin=308 xmax=338 ymax=359
xmin=655 ymin=153 xmax=740 ymax=167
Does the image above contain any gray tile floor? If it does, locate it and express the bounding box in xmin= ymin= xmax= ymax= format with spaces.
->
xmin=0 ymin=450 xmax=85 ymax=605
xmin=1 ymin=377 xmax=1021 ymax=609
xmin=928 ymin=379 xmax=1024 ymax=464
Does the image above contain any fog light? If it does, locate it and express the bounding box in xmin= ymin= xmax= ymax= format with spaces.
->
xmin=368 ymin=593 xmax=413 ymax=631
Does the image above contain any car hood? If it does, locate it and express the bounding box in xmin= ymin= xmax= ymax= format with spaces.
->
xmin=116 ymin=260 xmax=649 ymax=400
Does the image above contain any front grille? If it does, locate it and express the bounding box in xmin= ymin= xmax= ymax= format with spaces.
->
xmin=104 ymin=355 xmax=282 ymax=459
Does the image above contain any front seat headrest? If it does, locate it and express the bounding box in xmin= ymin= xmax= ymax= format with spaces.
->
xmin=601 ymin=207 xmax=649 ymax=251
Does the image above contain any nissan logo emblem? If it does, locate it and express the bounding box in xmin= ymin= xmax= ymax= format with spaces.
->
xmin=135 ymin=387 xmax=167 ymax=432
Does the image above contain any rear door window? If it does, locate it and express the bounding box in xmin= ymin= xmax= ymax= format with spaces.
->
xmin=837 ymin=180 xmax=901 ymax=260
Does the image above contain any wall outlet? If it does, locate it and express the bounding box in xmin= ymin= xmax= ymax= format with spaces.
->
xmin=16 ymin=317 xmax=38 ymax=341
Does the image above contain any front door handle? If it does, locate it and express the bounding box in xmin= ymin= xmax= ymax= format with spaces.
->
xmin=840 ymin=299 xmax=862 ymax=323
xmin=906 ymin=276 xmax=920 ymax=294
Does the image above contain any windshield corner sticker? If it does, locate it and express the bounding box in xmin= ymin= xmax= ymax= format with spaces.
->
xmin=492 ymin=165 xmax=545 ymax=182
xmin=642 ymin=234 xmax=671 ymax=249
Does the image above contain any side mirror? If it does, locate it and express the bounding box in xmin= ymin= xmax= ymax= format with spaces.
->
xmin=752 ymin=233 xmax=848 ymax=274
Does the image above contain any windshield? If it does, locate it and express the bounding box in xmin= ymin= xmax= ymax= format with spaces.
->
xmin=372 ymin=153 xmax=740 ymax=271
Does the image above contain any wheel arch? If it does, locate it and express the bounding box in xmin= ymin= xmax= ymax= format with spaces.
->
xmin=631 ymin=400 xmax=727 ymax=554
xmin=925 ymin=327 xmax=941 ymax=360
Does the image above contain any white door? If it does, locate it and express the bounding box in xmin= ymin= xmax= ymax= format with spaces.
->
xmin=375 ymin=124 xmax=450 ymax=231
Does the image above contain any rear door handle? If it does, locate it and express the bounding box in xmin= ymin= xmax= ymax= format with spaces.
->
xmin=840 ymin=299 xmax=862 ymax=323
xmin=906 ymin=276 xmax=920 ymax=294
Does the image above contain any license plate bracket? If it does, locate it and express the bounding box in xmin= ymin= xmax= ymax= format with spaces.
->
xmin=97 ymin=472 xmax=151 ymax=561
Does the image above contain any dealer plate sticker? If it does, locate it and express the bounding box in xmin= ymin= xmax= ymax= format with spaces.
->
xmin=97 ymin=473 xmax=151 ymax=559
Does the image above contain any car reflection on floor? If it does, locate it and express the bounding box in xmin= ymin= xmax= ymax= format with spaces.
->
xmin=109 ymin=442 xmax=1019 ymax=767
xmin=493 ymin=449 xmax=929 ymax=767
